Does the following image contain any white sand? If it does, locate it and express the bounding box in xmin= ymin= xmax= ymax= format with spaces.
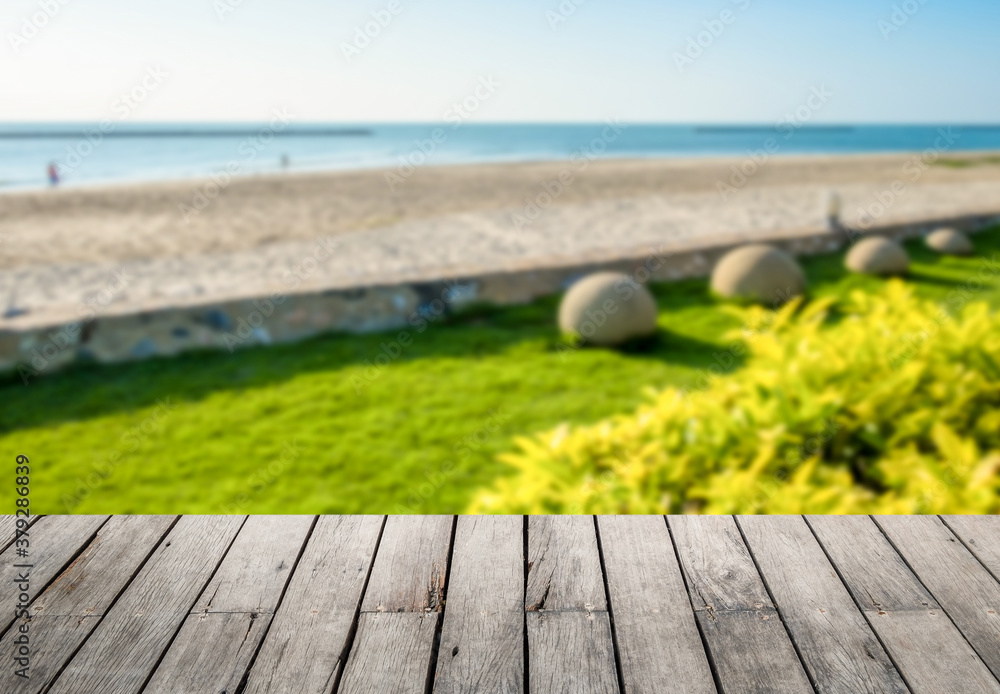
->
xmin=3 ymin=152 xmax=1000 ymax=325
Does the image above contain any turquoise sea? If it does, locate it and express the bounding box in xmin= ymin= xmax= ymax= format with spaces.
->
xmin=1 ymin=123 xmax=999 ymax=190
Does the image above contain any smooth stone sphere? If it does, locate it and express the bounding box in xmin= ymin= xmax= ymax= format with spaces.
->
xmin=926 ymin=227 xmax=973 ymax=255
xmin=558 ymin=272 xmax=658 ymax=346
xmin=710 ymin=244 xmax=806 ymax=304
xmin=845 ymin=237 xmax=909 ymax=276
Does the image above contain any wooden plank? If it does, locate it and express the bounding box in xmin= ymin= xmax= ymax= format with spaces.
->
xmin=524 ymin=516 xmax=614 ymax=694
xmin=0 ymin=514 xmax=41 ymax=554
xmin=526 ymin=611 xmax=619 ymax=694
xmin=0 ymin=515 xmax=175 ymax=694
xmin=808 ymin=515 xmax=1000 ymax=694
xmin=525 ymin=516 xmax=618 ymax=694
xmin=596 ymin=516 xmax=715 ymax=694
xmin=433 ymin=515 xmax=523 ymax=694
xmin=668 ymin=515 xmax=813 ymax=693
xmin=143 ymin=516 xmax=315 ymax=694
xmin=0 ymin=515 xmax=109 ymax=634
xmin=340 ymin=612 xmax=440 ymax=694
xmin=339 ymin=516 xmax=453 ymax=694
xmin=526 ymin=516 xmax=606 ymax=612
xmin=737 ymin=515 xmax=907 ymax=694
xmin=941 ymin=516 xmax=1000 ymax=580
xmin=875 ymin=515 xmax=1000 ymax=681
xmin=361 ymin=515 xmax=454 ymax=613
xmin=46 ymin=515 xmax=246 ymax=694
xmin=241 ymin=515 xmax=384 ymax=694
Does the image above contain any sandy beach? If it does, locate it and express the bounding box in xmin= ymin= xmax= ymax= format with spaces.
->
xmin=3 ymin=151 xmax=1000 ymax=324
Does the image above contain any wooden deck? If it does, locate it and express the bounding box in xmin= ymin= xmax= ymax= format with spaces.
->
xmin=2 ymin=515 xmax=1000 ymax=694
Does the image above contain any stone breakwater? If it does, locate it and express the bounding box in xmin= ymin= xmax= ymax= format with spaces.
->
xmin=2 ymin=209 xmax=997 ymax=382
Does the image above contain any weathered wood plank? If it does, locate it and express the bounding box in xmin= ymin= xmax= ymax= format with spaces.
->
xmin=241 ymin=515 xmax=384 ymax=694
xmin=0 ymin=515 xmax=175 ymax=694
xmin=526 ymin=611 xmax=619 ymax=694
xmin=340 ymin=612 xmax=440 ymax=694
xmin=433 ymin=515 xmax=523 ymax=694
xmin=190 ymin=514 xmax=316 ymax=614
xmin=46 ymin=515 xmax=246 ymax=694
xmin=525 ymin=516 xmax=618 ymax=694
xmin=875 ymin=515 xmax=1000 ymax=681
xmin=527 ymin=516 xmax=606 ymax=611
xmin=941 ymin=516 xmax=1000 ymax=580
xmin=808 ymin=515 xmax=1000 ymax=694
xmin=0 ymin=515 xmax=109 ymax=634
xmin=0 ymin=514 xmax=41 ymax=554
xmin=143 ymin=516 xmax=315 ymax=694
xmin=737 ymin=515 xmax=907 ymax=694
xmin=339 ymin=516 xmax=453 ymax=694
xmin=596 ymin=516 xmax=716 ymax=694
xmin=361 ymin=515 xmax=454 ymax=613
xmin=668 ymin=515 xmax=813 ymax=693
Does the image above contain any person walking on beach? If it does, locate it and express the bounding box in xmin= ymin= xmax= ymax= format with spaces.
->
xmin=47 ymin=162 xmax=60 ymax=186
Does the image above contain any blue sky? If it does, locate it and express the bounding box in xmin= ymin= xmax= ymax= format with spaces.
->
xmin=2 ymin=0 xmax=998 ymax=122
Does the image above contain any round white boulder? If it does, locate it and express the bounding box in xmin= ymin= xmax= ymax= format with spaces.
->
xmin=710 ymin=244 xmax=806 ymax=304
xmin=926 ymin=227 xmax=973 ymax=255
xmin=558 ymin=272 xmax=658 ymax=346
xmin=845 ymin=237 xmax=909 ymax=276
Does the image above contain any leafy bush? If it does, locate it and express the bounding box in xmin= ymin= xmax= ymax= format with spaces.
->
xmin=472 ymin=282 xmax=1000 ymax=514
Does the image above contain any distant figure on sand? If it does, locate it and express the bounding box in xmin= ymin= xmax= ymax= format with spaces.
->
xmin=281 ymin=154 xmax=290 ymax=170
xmin=47 ymin=162 xmax=60 ymax=186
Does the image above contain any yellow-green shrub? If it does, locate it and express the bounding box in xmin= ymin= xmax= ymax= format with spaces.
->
xmin=472 ymin=282 xmax=1000 ymax=514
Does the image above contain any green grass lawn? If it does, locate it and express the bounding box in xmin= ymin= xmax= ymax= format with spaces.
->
xmin=4 ymin=227 xmax=1000 ymax=514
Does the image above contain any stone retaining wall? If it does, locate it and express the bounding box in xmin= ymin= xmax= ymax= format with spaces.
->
xmin=3 ymin=212 xmax=997 ymax=381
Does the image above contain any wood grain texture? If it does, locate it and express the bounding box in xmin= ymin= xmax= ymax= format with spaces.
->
xmin=669 ymin=515 xmax=813 ymax=693
xmin=0 ymin=514 xmax=41 ymax=554
xmin=737 ymin=515 xmax=907 ymax=694
xmin=525 ymin=516 xmax=619 ymax=694
xmin=46 ymin=515 xmax=245 ymax=694
xmin=338 ymin=516 xmax=453 ymax=694
xmin=143 ymin=515 xmax=315 ymax=694
xmin=875 ymin=515 xmax=1000 ymax=681
xmin=433 ymin=515 xmax=524 ymax=694
xmin=0 ymin=515 xmax=175 ymax=694
xmin=597 ymin=516 xmax=716 ymax=694
xmin=340 ymin=612 xmax=440 ymax=694
xmin=808 ymin=515 xmax=1000 ymax=694
xmin=361 ymin=515 xmax=454 ymax=613
xmin=527 ymin=611 xmax=619 ymax=694
xmin=942 ymin=516 xmax=1000 ymax=580
xmin=190 ymin=515 xmax=315 ymax=614
xmin=527 ymin=515 xmax=606 ymax=612
xmin=241 ymin=515 xmax=384 ymax=694
xmin=0 ymin=515 xmax=109 ymax=634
